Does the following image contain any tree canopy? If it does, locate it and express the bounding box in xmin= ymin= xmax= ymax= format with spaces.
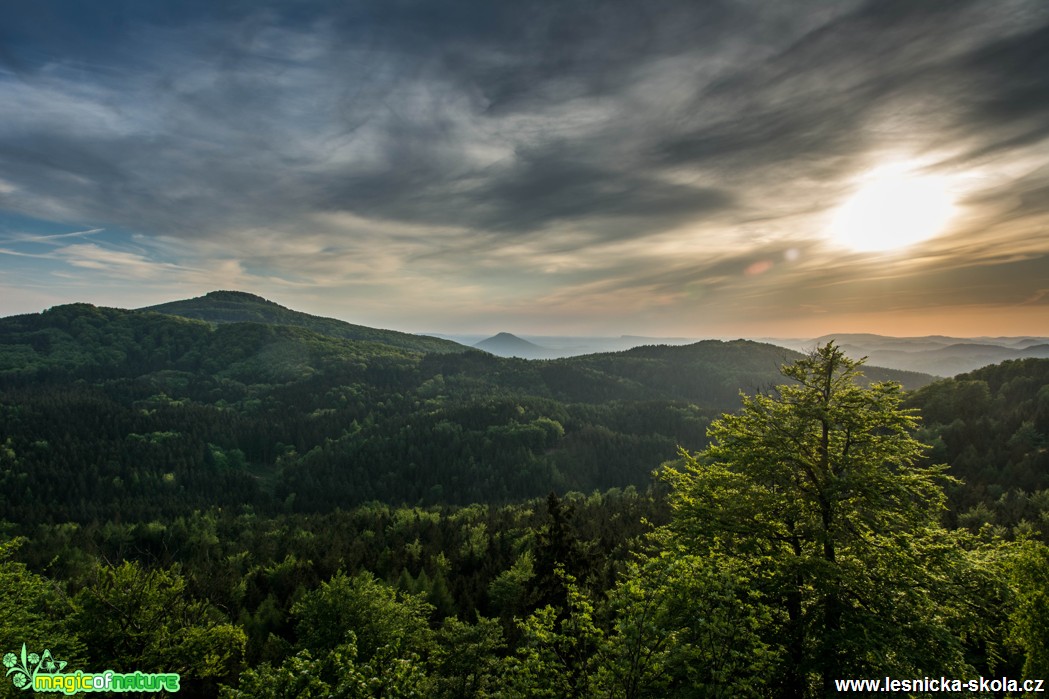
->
xmin=660 ymin=343 xmax=1001 ymax=697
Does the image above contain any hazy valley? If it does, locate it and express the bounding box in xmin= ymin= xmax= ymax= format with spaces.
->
xmin=440 ymin=327 xmax=1049 ymax=378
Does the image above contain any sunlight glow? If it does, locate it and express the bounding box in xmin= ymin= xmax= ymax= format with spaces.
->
xmin=828 ymin=163 xmax=956 ymax=252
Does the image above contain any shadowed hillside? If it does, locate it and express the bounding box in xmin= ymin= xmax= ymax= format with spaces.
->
xmin=143 ymin=290 xmax=465 ymax=355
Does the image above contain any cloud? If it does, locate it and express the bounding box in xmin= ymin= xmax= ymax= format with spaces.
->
xmin=0 ymin=0 xmax=1047 ymax=334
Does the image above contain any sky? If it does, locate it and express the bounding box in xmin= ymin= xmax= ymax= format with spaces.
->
xmin=1 ymin=0 xmax=1047 ymax=338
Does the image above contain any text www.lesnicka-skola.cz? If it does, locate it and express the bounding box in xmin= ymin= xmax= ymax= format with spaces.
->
xmin=834 ymin=677 xmax=1045 ymax=693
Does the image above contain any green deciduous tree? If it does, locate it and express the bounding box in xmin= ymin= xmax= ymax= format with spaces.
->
xmin=71 ymin=561 xmax=245 ymax=694
xmin=225 ymin=571 xmax=437 ymax=697
xmin=431 ymin=616 xmax=505 ymax=698
xmin=219 ymin=641 xmax=367 ymax=699
xmin=661 ymin=343 xmax=996 ymax=698
xmin=600 ymin=551 xmax=774 ymax=699
xmin=1008 ymin=540 xmax=1049 ymax=680
xmin=501 ymin=566 xmax=604 ymax=699
xmin=0 ymin=540 xmax=85 ymax=698
xmin=292 ymin=570 xmax=433 ymax=663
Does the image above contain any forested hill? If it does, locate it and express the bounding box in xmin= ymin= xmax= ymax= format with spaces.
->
xmin=0 ymin=301 xmax=932 ymax=523
xmin=562 ymin=340 xmax=933 ymax=397
xmin=142 ymin=290 xmax=465 ymax=354
xmin=2 ymin=304 xmax=1047 ymax=697
xmin=906 ymin=357 xmax=1049 ymax=523
xmin=1 ymin=345 xmax=1045 ymax=698
xmin=0 ymin=302 xmax=421 ymax=382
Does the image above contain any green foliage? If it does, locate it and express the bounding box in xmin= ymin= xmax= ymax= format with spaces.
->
xmin=71 ymin=561 xmax=245 ymax=688
xmin=1008 ymin=541 xmax=1049 ymax=679
xmin=601 ymin=551 xmax=774 ymax=699
xmin=488 ymin=551 xmax=535 ymax=618
xmin=219 ymin=642 xmax=368 ymax=698
xmin=1 ymin=300 xmax=1038 ymax=698
xmin=224 ymin=636 xmax=428 ymax=699
xmin=660 ymin=343 xmax=991 ymax=696
xmin=292 ymin=570 xmax=433 ymax=662
xmin=0 ymin=540 xmax=85 ymax=698
xmin=225 ymin=571 xmax=436 ymax=697
xmin=432 ymin=616 xmax=505 ymax=698
xmin=501 ymin=567 xmax=603 ymax=698
xmin=906 ymin=358 xmax=1049 ymax=529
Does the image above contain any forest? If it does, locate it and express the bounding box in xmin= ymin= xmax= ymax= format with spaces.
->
xmin=1 ymin=297 xmax=1048 ymax=697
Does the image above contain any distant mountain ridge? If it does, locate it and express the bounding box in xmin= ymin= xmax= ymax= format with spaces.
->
xmin=432 ymin=333 xmax=704 ymax=357
xmin=768 ymin=333 xmax=1049 ymax=376
xmin=142 ymin=290 xmax=465 ymax=354
xmin=473 ymin=332 xmax=553 ymax=359
xmin=560 ymin=340 xmax=933 ymax=396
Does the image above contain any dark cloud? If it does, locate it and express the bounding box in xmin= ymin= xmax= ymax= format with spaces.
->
xmin=662 ymin=1 xmax=1049 ymax=189
xmin=964 ymin=23 xmax=1049 ymax=121
xmin=315 ymin=141 xmax=733 ymax=237
xmin=478 ymin=153 xmax=731 ymax=233
xmin=3 ymin=0 xmax=1045 ymax=238
xmin=1 ymin=0 xmax=1048 ymax=334
xmin=0 ymin=0 xmax=791 ymax=238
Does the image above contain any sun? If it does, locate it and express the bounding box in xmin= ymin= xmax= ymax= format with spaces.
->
xmin=828 ymin=163 xmax=956 ymax=252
